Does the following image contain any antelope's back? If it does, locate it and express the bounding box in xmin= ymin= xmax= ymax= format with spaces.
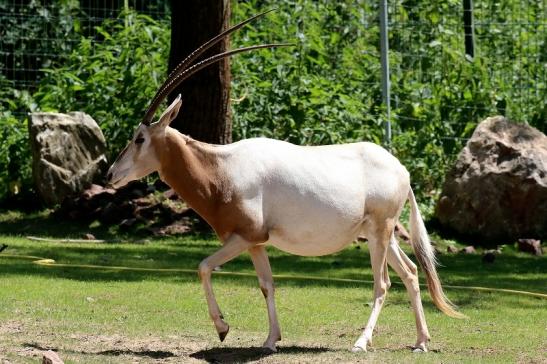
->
xmin=218 ymin=138 xmax=409 ymax=255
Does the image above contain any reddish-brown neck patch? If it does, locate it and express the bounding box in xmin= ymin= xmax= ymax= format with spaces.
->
xmin=154 ymin=128 xmax=226 ymax=227
xmin=151 ymin=127 xmax=268 ymax=243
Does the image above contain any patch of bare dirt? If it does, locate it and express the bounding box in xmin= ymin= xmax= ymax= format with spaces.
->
xmin=65 ymin=333 xmax=208 ymax=363
xmin=1 ymin=329 xmax=208 ymax=363
xmin=0 ymin=330 xmax=363 ymax=364
xmin=0 ymin=321 xmax=24 ymax=335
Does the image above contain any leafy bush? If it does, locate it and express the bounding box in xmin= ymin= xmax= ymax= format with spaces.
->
xmin=0 ymin=75 xmax=35 ymax=199
xmin=231 ymin=1 xmax=384 ymax=146
xmin=33 ymin=11 xmax=170 ymax=159
xmin=0 ymin=112 xmax=32 ymax=199
xmin=0 ymin=0 xmax=83 ymax=86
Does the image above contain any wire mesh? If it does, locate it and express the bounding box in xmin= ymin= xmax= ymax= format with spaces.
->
xmin=387 ymin=0 xmax=546 ymax=155
xmin=0 ymin=0 xmax=169 ymax=90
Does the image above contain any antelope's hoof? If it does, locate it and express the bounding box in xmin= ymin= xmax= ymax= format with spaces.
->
xmin=411 ymin=344 xmax=427 ymax=353
xmin=262 ymin=344 xmax=277 ymax=353
xmin=218 ymin=325 xmax=229 ymax=342
xmin=352 ymin=335 xmax=371 ymax=353
xmin=262 ymin=340 xmax=279 ymax=352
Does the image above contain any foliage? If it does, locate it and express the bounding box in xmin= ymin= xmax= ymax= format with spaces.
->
xmin=0 ymin=0 xmax=83 ymax=84
xmin=231 ymin=1 xmax=384 ymax=146
xmin=0 ymin=76 xmax=34 ymax=199
xmin=33 ymin=11 xmax=170 ymax=159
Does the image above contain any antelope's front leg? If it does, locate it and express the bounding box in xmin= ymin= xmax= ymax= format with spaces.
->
xmin=249 ymin=245 xmax=281 ymax=352
xmin=198 ymin=234 xmax=251 ymax=341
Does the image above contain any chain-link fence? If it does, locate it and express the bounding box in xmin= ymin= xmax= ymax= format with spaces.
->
xmin=0 ymin=0 xmax=168 ymax=90
xmin=386 ymin=0 xmax=545 ymax=155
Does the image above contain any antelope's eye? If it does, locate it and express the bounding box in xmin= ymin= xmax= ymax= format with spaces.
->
xmin=135 ymin=137 xmax=145 ymax=144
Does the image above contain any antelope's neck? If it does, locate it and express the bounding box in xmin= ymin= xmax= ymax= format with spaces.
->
xmin=157 ymin=128 xmax=228 ymax=226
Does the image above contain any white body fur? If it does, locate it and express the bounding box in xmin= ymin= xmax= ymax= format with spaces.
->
xmin=219 ymin=139 xmax=408 ymax=256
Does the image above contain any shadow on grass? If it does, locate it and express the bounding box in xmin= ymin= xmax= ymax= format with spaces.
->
xmin=0 ymin=211 xmax=119 ymax=240
xmin=190 ymin=345 xmax=331 ymax=363
xmin=0 ymin=208 xmax=216 ymax=241
xmin=96 ymin=349 xmax=176 ymax=359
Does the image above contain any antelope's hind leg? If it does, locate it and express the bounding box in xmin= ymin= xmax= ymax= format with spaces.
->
xmin=352 ymin=220 xmax=393 ymax=352
xmin=386 ymin=235 xmax=430 ymax=352
xmin=249 ymin=245 xmax=281 ymax=351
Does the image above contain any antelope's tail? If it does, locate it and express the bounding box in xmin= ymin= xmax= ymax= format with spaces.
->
xmin=407 ymin=187 xmax=467 ymax=319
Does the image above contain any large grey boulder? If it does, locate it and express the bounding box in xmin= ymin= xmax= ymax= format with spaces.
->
xmin=435 ymin=116 xmax=547 ymax=245
xmin=29 ymin=112 xmax=108 ymax=206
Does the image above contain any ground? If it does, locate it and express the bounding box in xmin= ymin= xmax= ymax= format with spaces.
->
xmin=0 ymin=210 xmax=546 ymax=363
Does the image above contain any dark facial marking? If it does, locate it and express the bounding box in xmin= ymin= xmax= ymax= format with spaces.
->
xmin=135 ymin=133 xmax=145 ymax=144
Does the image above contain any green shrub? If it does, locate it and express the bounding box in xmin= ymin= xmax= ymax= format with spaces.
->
xmin=0 ymin=74 xmax=34 ymax=199
xmin=0 ymin=112 xmax=32 ymax=199
xmin=231 ymin=1 xmax=384 ymax=146
xmin=33 ymin=11 xmax=170 ymax=159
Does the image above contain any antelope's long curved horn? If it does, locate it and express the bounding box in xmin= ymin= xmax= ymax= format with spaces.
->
xmin=145 ymin=43 xmax=292 ymax=124
xmin=167 ymin=8 xmax=276 ymax=81
xmin=142 ymin=9 xmax=277 ymax=125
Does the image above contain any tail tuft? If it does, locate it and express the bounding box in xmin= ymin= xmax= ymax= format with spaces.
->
xmin=407 ymin=188 xmax=467 ymax=319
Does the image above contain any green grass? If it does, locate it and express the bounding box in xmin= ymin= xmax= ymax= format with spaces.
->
xmin=0 ymin=211 xmax=546 ymax=363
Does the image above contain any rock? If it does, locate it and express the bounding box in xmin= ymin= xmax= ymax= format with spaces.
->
xmin=82 ymin=184 xmax=115 ymax=200
xmin=435 ymin=116 xmax=547 ymax=246
xmin=447 ymin=245 xmax=459 ymax=253
xmin=120 ymin=218 xmax=138 ymax=229
xmin=163 ymin=189 xmax=179 ymax=200
xmin=517 ymin=239 xmax=543 ymax=256
xmin=482 ymin=251 xmax=496 ymax=263
xmin=42 ymin=350 xmax=64 ymax=364
xmin=461 ymin=246 xmax=476 ymax=254
xmin=54 ymin=180 xmax=211 ymax=236
xmin=115 ymin=180 xmax=149 ymax=200
xmin=99 ymin=201 xmax=136 ymax=224
xmin=135 ymin=203 xmax=163 ymax=220
xmin=29 ymin=112 xmax=107 ymax=206
xmin=153 ymin=179 xmax=170 ymax=192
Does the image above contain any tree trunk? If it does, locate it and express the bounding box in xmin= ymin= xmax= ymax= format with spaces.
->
xmin=168 ymin=0 xmax=231 ymax=144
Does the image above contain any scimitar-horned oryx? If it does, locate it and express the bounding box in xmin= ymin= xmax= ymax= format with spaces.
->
xmin=106 ymin=9 xmax=464 ymax=354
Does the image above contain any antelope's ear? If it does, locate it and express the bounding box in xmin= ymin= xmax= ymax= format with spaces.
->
xmin=158 ymin=94 xmax=182 ymax=127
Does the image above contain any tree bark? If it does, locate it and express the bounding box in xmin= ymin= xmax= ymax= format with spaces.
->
xmin=168 ymin=0 xmax=231 ymax=144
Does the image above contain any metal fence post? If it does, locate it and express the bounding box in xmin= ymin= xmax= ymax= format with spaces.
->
xmin=379 ymin=0 xmax=391 ymax=147
xmin=463 ymin=0 xmax=475 ymax=59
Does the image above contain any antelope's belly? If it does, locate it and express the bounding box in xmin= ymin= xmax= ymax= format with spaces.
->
xmin=267 ymin=221 xmax=361 ymax=257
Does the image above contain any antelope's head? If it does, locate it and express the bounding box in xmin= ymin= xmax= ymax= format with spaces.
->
xmin=106 ymin=95 xmax=182 ymax=188
xmin=106 ymin=9 xmax=289 ymax=189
